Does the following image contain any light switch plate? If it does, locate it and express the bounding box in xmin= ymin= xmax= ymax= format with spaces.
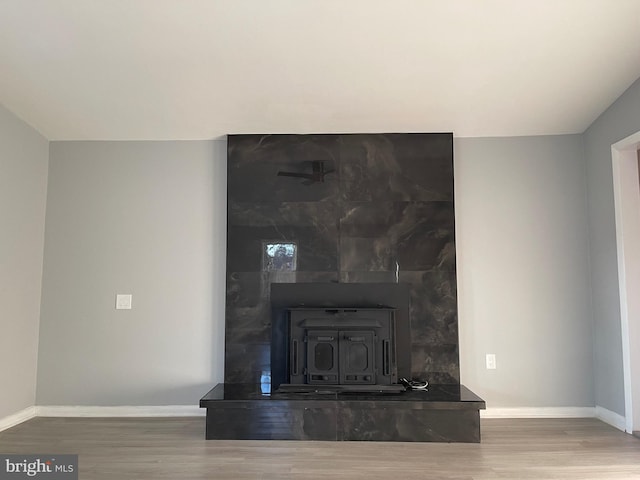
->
xmin=116 ymin=294 xmax=132 ymax=310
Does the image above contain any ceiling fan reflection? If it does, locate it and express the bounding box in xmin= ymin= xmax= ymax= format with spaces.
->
xmin=277 ymin=160 xmax=335 ymax=185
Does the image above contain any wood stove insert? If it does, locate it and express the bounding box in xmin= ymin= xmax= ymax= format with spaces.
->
xmin=270 ymin=283 xmax=412 ymax=393
xmin=280 ymin=307 xmax=402 ymax=392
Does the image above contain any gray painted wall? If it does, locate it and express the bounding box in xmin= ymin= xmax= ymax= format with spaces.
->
xmin=35 ymin=134 xmax=596 ymax=408
xmin=456 ymin=135 xmax=594 ymax=407
xmin=0 ymin=105 xmax=48 ymax=418
xmin=583 ymin=77 xmax=640 ymax=415
xmin=36 ymin=141 xmax=226 ymax=405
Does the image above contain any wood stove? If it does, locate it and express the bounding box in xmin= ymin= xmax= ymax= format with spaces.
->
xmin=284 ymin=308 xmax=398 ymax=390
xmin=270 ymin=283 xmax=410 ymax=393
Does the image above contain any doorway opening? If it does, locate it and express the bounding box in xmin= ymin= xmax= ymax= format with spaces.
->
xmin=611 ymin=131 xmax=640 ymax=434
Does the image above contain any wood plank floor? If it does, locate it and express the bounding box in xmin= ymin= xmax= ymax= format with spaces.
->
xmin=0 ymin=417 xmax=639 ymax=479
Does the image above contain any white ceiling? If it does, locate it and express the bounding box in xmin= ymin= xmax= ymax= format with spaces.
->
xmin=1 ymin=0 xmax=640 ymax=140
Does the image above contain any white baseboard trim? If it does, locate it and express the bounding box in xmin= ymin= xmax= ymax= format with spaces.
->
xmin=1 ymin=405 xmax=626 ymax=432
xmin=482 ymin=407 xmax=596 ymax=419
xmin=0 ymin=406 xmax=38 ymax=432
xmin=0 ymin=405 xmax=204 ymax=431
xmin=595 ymin=406 xmax=626 ymax=432
xmin=36 ymin=405 xmax=205 ymax=417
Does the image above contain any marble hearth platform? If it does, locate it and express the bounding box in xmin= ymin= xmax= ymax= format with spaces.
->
xmin=200 ymin=383 xmax=485 ymax=442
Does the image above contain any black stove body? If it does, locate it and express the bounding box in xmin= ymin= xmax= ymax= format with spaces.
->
xmin=286 ymin=308 xmax=397 ymax=389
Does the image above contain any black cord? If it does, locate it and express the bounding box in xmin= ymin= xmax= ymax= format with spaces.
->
xmin=399 ymin=377 xmax=429 ymax=390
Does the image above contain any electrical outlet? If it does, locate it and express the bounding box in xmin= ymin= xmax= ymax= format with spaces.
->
xmin=486 ymin=353 xmax=496 ymax=370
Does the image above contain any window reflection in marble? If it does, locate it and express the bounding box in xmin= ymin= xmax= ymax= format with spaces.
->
xmin=263 ymin=242 xmax=297 ymax=271
xmin=260 ymin=370 xmax=271 ymax=395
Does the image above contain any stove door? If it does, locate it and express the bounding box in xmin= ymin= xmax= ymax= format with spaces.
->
xmin=306 ymin=330 xmax=339 ymax=384
xmin=339 ymin=331 xmax=375 ymax=384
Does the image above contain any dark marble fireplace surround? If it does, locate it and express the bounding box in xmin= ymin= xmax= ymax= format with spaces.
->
xmin=200 ymin=133 xmax=485 ymax=442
